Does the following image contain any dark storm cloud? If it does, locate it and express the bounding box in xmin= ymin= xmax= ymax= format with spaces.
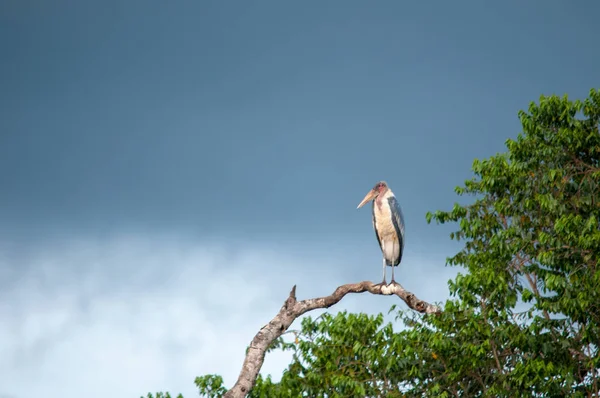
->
xmin=1 ymin=1 xmax=597 ymax=240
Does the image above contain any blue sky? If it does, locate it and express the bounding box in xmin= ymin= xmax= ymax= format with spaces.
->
xmin=1 ymin=1 xmax=598 ymax=397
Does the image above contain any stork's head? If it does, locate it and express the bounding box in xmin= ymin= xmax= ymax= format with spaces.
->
xmin=356 ymin=181 xmax=389 ymax=209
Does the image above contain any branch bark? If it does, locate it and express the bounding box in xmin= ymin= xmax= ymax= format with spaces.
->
xmin=223 ymin=280 xmax=441 ymax=398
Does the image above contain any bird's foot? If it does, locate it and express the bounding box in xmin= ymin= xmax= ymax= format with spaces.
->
xmin=374 ymin=280 xmax=388 ymax=288
xmin=374 ymin=280 xmax=398 ymax=295
xmin=389 ymin=278 xmax=400 ymax=287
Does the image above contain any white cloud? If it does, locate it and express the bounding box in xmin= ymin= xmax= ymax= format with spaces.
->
xmin=0 ymin=234 xmax=455 ymax=398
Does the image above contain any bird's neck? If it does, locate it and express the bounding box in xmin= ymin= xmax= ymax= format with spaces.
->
xmin=374 ymin=189 xmax=393 ymax=208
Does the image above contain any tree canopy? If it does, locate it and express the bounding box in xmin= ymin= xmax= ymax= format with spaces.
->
xmin=144 ymin=88 xmax=600 ymax=397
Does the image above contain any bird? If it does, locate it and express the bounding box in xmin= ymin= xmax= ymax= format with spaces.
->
xmin=357 ymin=181 xmax=405 ymax=286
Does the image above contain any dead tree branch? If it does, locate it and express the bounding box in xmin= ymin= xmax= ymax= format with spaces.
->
xmin=223 ymin=281 xmax=441 ymax=398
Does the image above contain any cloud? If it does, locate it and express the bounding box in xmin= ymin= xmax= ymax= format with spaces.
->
xmin=0 ymin=234 xmax=455 ymax=398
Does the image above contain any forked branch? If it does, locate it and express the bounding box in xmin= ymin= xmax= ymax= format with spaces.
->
xmin=223 ymin=281 xmax=441 ymax=398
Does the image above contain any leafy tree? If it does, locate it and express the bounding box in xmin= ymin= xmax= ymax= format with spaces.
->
xmin=145 ymin=88 xmax=600 ymax=397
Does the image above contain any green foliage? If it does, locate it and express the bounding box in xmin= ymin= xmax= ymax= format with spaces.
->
xmin=418 ymin=88 xmax=600 ymax=396
xmin=195 ymin=375 xmax=228 ymax=398
xmin=148 ymin=88 xmax=600 ymax=397
xmin=142 ymin=393 xmax=184 ymax=398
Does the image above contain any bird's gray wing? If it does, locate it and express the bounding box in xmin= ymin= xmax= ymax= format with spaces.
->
xmin=387 ymin=196 xmax=405 ymax=262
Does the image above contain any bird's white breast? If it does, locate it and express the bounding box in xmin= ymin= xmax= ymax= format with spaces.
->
xmin=374 ymin=190 xmax=401 ymax=265
xmin=373 ymin=190 xmax=398 ymax=241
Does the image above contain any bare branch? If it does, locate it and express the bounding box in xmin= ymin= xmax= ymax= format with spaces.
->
xmin=223 ymin=281 xmax=441 ymax=398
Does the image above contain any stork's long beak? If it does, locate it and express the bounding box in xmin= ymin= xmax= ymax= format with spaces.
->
xmin=357 ymin=189 xmax=377 ymax=209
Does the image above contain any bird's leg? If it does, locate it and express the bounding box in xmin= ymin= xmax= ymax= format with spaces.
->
xmin=374 ymin=257 xmax=387 ymax=287
xmin=390 ymin=264 xmax=396 ymax=284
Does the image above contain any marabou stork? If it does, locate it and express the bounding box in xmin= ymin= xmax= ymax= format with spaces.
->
xmin=357 ymin=181 xmax=405 ymax=286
